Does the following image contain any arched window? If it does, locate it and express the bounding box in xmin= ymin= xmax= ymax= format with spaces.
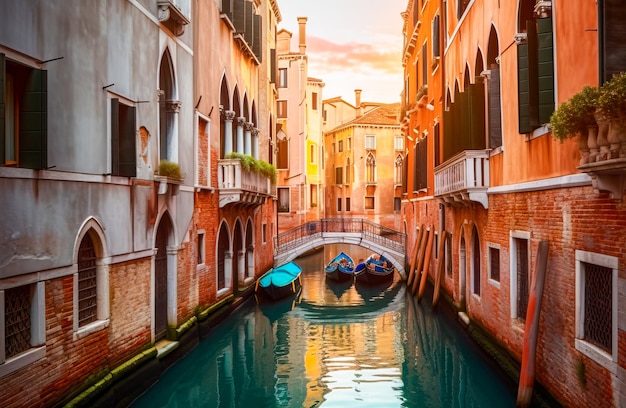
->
xmin=77 ymin=233 xmax=97 ymax=327
xmin=159 ymin=48 xmax=179 ymax=162
xmin=394 ymin=154 xmax=403 ymax=185
xmin=366 ymin=152 xmax=376 ymax=183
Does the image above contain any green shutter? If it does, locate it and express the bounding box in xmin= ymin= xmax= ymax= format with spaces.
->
xmin=527 ymin=20 xmax=539 ymax=129
xmin=244 ymin=1 xmax=253 ymax=45
xmin=518 ymin=42 xmax=530 ymax=134
xmin=469 ymin=83 xmax=486 ymax=150
xmin=537 ymin=17 xmax=554 ymax=125
xmin=0 ymin=54 xmax=5 ymax=164
xmin=19 ymin=68 xmax=47 ymax=170
xmin=111 ymin=98 xmax=120 ymax=175
xmin=601 ymin=0 xmax=626 ymax=82
xmin=119 ymin=104 xmax=136 ymax=177
xmin=488 ymin=66 xmax=502 ymax=148
xmin=253 ymin=14 xmax=262 ymax=62
xmin=233 ymin=0 xmax=246 ymax=33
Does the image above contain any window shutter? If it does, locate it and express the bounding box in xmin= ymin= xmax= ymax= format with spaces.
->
xmin=418 ymin=134 xmax=428 ymax=190
xmin=601 ymin=0 xmax=626 ymax=82
xmin=119 ymin=104 xmax=137 ymax=177
xmin=0 ymin=54 xmax=5 ymax=164
xmin=469 ymin=83 xmax=486 ymax=150
xmin=244 ymin=1 xmax=253 ymax=45
xmin=459 ymin=90 xmax=470 ymax=150
xmin=19 ymin=67 xmax=47 ymax=170
xmin=422 ymin=43 xmax=428 ymax=86
xmin=517 ymin=41 xmax=530 ymax=134
xmin=433 ymin=15 xmax=440 ymax=57
xmin=402 ymin=153 xmax=408 ymax=194
xmin=233 ymin=0 xmax=246 ymax=33
xmin=253 ymin=14 xmax=262 ymax=62
xmin=488 ymin=66 xmax=503 ymax=148
xmin=443 ymin=108 xmax=454 ymax=162
xmin=537 ymin=17 xmax=554 ymax=125
xmin=111 ymin=98 xmax=120 ymax=175
xmin=526 ymin=20 xmax=540 ymax=129
xmin=270 ymin=48 xmax=276 ymax=83
xmin=434 ymin=122 xmax=440 ymax=167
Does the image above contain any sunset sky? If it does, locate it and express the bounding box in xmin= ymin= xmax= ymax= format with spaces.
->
xmin=278 ymin=0 xmax=408 ymax=104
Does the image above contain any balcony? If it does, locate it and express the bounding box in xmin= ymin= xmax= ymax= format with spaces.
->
xmin=434 ymin=150 xmax=490 ymax=208
xmin=218 ymin=158 xmax=272 ymax=208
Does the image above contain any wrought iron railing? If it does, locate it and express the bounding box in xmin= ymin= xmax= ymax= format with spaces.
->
xmin=274 ymin=218 xmax=406 ymax=256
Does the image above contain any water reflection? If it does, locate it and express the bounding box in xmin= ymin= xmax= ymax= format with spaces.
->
xmin=131 ymin=244 xmax=514 ymax=408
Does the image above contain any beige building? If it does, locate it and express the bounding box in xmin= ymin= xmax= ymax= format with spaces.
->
xmin=323 ymin=92 xmax=403 ymax=229
xmin=275 ymin=17 xmax=325 ymax=232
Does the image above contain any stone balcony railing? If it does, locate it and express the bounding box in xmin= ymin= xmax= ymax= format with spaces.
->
xmin=218 ymin=158 xmax=272 ymax=208
xmin=434 ymin=150 xmax=490 ymax=209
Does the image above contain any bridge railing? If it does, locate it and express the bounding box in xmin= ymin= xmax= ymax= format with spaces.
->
xmin=274 ymin=218 xmax=406 ymax=256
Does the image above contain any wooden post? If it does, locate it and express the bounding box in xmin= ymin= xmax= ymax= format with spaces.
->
xmin=516 ymin=240 xmax=549 ymax=408
xmin=432 ymin=230 xmax=448 ymax=308
xmin=412 ymin=226 xmax=431 ymax=295
xmin=407 ymin=224 xmax=424 ymax=286
xmin=417 ymin=227 xmax=435 ymax=301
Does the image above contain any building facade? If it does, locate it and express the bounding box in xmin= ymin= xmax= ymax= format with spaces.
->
xmin=401 ymin=0 xmax=626 ymax=407
xmin=275 ymin=18 xmax=325 ymax=233
xmin=0 ymin=0 xmax=280 ymax=406
xmin=323 ymin=92 xmax=403 ymax=230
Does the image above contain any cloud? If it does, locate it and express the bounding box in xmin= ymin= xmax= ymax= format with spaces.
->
xmin=307 ymin=36 xmax=401 ymax=76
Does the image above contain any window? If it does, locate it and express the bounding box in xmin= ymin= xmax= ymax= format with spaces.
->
xmin=335 ymin=166 xmax=343 ymax=184
xmin=197 ymin=231 xmax=205 ymax=265
xmin=457 ymin=0 xmax=470 ymax=19
xmin=1 ymin=54 xmax=48 ymax=169
xmin=413 ymin=135 xmax=428 ymax=191
xmin=365 ymin=196 xmax=375 ymax=209
xmin=471 ymin=227 xmax=481 ymax=296
xmin=331 ymin=143 xmax=335 ymax=154
xmin=309 ymin=144 xmax=316 ymax=164
xmin=445 ymin=233 xmax=452 ymax=277
xmin=277 ymin=100 xmax=287 ymax=118
xmin=517 ymin=5 xmax=554 ymax=133
xmin=432 ymin=15 xmax=440 ymax=59
xmin=422 ymin=43 xmax=428 ymax=87
xmin=111 ymin=98 xmax=137 ymax=177
xmin=347 ymin=138 xmax=351 ymax=150
xmin=262 ymin=223 xmax=267 ymax=244
xmin=394 ymin=154 xmax=403 ymax=185
xmin=1 ymin=282 xmax=46 ymax=377
xmin=73 ymin=223 xmax=109 ymax=340
xmin=323 ymin=109 xmax=327 ymax=122
xmin=310 ymin=184 xmax=318 ymax=207
xmin=276 ymin=134 xmax=288 ymax=169
xmin=345 ymin=197 xmax=350 ymax=211
xmin=196 ymin=114 xmax=210 ymax=186
xmin=394 ymin=136 xmax=404 ymax=151
xmin=575 ymin=251 xmax=618 ymax=368
xmin=337 ymin=198 xmax=342 ymax=211
xmin=394 ymin=197 xmax=401 ymax=212
xmin=338 ymin=140 xmax=343 ymax=152
xmin=278 ymin=68 xmax=288 ymax=88
xmin=488 ymin=244 xmax=501 ymax=286
xmin=311 ymin=92 xmax=318 ymax=110
xmin=510 ymin=231 xmax=530 ymax=320
xmin=277 ymin=188 xmax=289 ymax=212
xmin=365 ymin=135 xmax=376 ymax=150
xmin=345 ymin=158 xmax=351 ymax=184
xmin=366 ymin=153 xmax=376 ymax=183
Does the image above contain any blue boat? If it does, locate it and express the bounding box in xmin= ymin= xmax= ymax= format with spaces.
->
xmin=356 ymin=253 xmax=394 ymax=285
xmin=325 ymin=251 xmax=355 ymax=282
xmin=256 ymin=261 xmax=303 ymax=301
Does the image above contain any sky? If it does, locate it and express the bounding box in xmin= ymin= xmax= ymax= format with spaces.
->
xmin=277 ymin=0 xmax=408 ymax=104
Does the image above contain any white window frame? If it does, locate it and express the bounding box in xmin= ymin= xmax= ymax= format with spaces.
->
xmin=575 ymin=250 xmax=619 ymax=372
xmin=0 ymin=281 xmax=46 ymax=378
xmin=394 ymin=136 xmax=404 ymax=151
xmin=509 ymin=230 xmax=530 ymax=319
xmin=365 ymin=135 xmax=376 ymax=150
xmin=197 ymin=230 xmax=206 ymax=266
xmin=194 ymin=111 xmax=211 ymax=188
xmin=73 ymin=219 xmax=110 ymax=341
xmin=278 ymin=68 xmax=288 ymax=88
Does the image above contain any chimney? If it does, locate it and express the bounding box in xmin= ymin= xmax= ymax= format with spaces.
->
xmin=355 ymin=89 xmax=362 ymax=117
xmin=298 ymin=17 xmax=307 ymax=54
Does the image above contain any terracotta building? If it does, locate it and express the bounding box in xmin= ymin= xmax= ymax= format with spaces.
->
xmin=400 ymin=0 xmax=626 ymax=406
xmin=323 ymin=91 xmax=403 ymax=230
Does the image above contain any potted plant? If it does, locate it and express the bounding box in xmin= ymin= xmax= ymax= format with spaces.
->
xmin=156 ymin=160 xmax=183 ymax=194
xmin=224 ymin=152 xmax=276 ymax=184
xmin=597 ymin=72 xmax=626 ymax=158
xmin=550 ymin=85 xmax=600 ymax=141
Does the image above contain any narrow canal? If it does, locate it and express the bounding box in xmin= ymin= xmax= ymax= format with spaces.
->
xmin=131 ymin=244 xmax=516 ymax=407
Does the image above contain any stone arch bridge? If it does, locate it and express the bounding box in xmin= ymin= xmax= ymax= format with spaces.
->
xmin=274 ymin=218 xmax=407 ymax=279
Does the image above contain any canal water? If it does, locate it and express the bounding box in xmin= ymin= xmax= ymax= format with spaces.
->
xmin=131 ymin=244 xmax=516 ymax=407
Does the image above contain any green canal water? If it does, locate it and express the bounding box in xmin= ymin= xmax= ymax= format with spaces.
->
xmin=131 ymin=245 xmax=515 ymax=407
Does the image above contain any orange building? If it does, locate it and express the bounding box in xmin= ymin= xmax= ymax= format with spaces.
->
xmin=323 ymin=91 xmax=403 ymax=229
xmin=401 ymin=0 xmax=626 ymax=406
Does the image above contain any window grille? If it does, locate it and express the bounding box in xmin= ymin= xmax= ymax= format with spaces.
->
xmin=583 ymin=262 xmax=612 ymax=353
xmin=5 ymin=285 xmax=31 ymax=358
xmin=516 ymin=238 xmax=529 ymax=320
xmin=78 ymin=234 xmax=97 ymax=327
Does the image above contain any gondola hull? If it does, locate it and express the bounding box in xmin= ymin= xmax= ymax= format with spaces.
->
xmin=325 ymin=251 xmax=355 ymax=282
xmin=256 ymin=262 xmax=303 ymax=301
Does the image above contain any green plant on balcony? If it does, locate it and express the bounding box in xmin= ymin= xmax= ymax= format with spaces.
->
xmin=549 ymin=85 xmax=600 ymax=141
xmin=158 ymin=160 xmax=183 ymax=180
xmin=225 ymin=152 xmax=276 ymax=184
xmin=597 ymin=71 xmax=626 ymax=122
